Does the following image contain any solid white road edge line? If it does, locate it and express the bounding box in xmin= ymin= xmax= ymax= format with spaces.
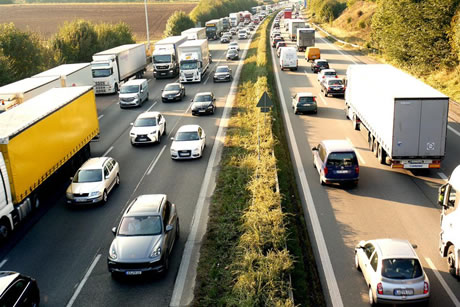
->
xmin=102 ymin=146 xmax=113 ymax=157
xmin=66 ymin=254 xmax=101 ymax=307
xmin=438 ymin=172 xmax=449 ymax=181
xmin=97 ymin=114 xmax=104 ymax=120
xmin=169 ymin=37 xmax=250 ymax=307
xmin=346 ymin=137 xmax=366 ymax=165
xmin=425 ymin=257 xmax=460 ymax=307
xmin=147 ymin=145 xmax=166 ymax=175
xmin=271 ymin=28 xmax=344 ymax=307
xmin=448 ymin=125 xmax=460 ymax=137
xmin=0 ymin=259 xmax=7 ymax=268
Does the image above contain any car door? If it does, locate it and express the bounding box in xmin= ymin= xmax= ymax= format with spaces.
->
xmin=103 ymin=164 xmax=113 ymax=192
xmin=361 ymin=243 xmax=376 ymax=285
xmin=108 ymin=159 xmax=117 ymax=191
xmin=313 ymin=144 xmax=323 ymax=174
xmin=158 ymin=114 xmax=165 ymax=135
xmin=368 ymin=251 xmax=380 ymax=288
xmin=198 ymin=127 xmax=206 ymax=150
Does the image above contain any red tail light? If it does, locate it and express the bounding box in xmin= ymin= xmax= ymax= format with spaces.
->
xmin=355 ymin=165 xmax=359 ymax=174
xmin=377 ymin=283 xmax=383 ymax=295
xmin=328 ymin=87 xmax=332 ymax=91
xmin=423 ymin=282 xmax=429 ymax=294
xmin=324 ymin=166 xmax=328 ymax=175
xmin=313 ymin=97 xmax=316 ymax=102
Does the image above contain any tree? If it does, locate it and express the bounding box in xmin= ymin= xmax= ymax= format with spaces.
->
xmin=164 ymin=11 xmax=195 ymax=37
xmin=0 ymin=54 xmax=13 ymax=86
xmin=95 ymin=22 xmax=135 ymax=51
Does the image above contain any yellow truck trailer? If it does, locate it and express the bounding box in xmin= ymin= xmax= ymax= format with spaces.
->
xmin=0 ymin=86 xmax=99 ymax=241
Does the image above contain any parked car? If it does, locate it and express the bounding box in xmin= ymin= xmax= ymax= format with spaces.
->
xmin=292 ymin=92 xmax=317 ymax=114
xmin=107 ymin=194 xmax=179 ymax=277
xmin=191 ymin=92 xmax=216 ymax=115
xmin=0 ymin=271 xmax=40 ymax=306
xmin=355 ymin=239 xmax=430 ymax=306
xmin=161 ymin=82 xmax=185 ymax=102
xmin=321 ymin=78 xmax=345 ymax=97
xmin=170 ymin=125 xmax=206 ymax=159
xmin=66 ymin=157 xmax=120 ymax=204
xmin=228 ymin=42 xmax=240 ymax=51
xmin=317 ymin=68 xmax=337 ymax=82
xmin=118 ymin=79 xmax=149 ymax=108
xmin=311 ymin=59 xmax=329 ymax=73
xmin=312 ymin=140 xmax=359 ymax=186
xmin=213 ymin=65 xmax=233 ymax=83
xmin=220 ymin=35 xmax=230 ymax=43
xmin=226 ymin=49 xmax=239 ymax=60
xmin=129 ymin=112 xmax=167 ymax=145
xmin=272 ymin=37 xmax=284 ymax=48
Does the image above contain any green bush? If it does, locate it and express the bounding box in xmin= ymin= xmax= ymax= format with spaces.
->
xmin=190 ymin=0 xmax=257 ymax=25
xmin=95 ymin=22 xmax=135 ymax=51
xmin=0 ymin=0 xmax=13 ymax=4
xmin=163 ymin=11 xmax=195 ymax=37
xmin=309 ymin=0 xmax=347 ymax=22
xmin=347 ymin=16 xmax=352 ymax=23
xmin=358 ymin=20 xmax=366 ymax=28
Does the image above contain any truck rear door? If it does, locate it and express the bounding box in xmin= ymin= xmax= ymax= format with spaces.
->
xmin=393 ymin=99 xmax=421 ymax=157
xmin=418 ymin=98 xmax=448 ymax=157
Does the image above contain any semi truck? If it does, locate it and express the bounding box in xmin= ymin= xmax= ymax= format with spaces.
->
xmin=33 ymin=63 xmax=93 ymax=87
xmin=345 ymin=64 xmax=449 ymax=169
xmin=288 ymin=19 xmax=306 ymax=41
xmin=0 ymin=86 xmax=99 ymax=241
xmin=296 ymin=28 xmax=315 ymax=51
xmin=152 ymin=36 xmax=187 ymax=79
xmin=181 ymin=28 xmax=206 ymax=40
xmin=243 ymin=11 xmax=252 ymax=24
xmin=205 ymin=19 xmax=223 ymax=40
xmin=221 ymin=17 xmax=230 ymax=31
xmin=229 ymin=13 xmax=239 ymax=27
xmin=438 ymin=165 xmax=460 ymax=278
xmin=178 ymin=39 xmax=210 ymax=83
xmin=91 ymin=44 xmax=147 ymax=94
xmin=0 ymin=76 xmax=61 ymax=113
xmin=284 ymin=8 xmax=292 ymax=19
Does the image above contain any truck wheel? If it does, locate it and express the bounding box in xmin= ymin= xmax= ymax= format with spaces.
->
xmin=114 ymin=84 xmax=118 ymax=94
xmin=373 ymin=140 xmax=379 ymax=157
xmin=0 ymin=219 xmax=10 ymax=242
xmin=352 ymin=115 xmax=360 ymax=131
xmin=32 ymin=194 xmax=40 ymax=211
xmin=447 ymin=245 xmax=458 ymax=277
xmin=377 ymin=145 xmax=387 ymax=165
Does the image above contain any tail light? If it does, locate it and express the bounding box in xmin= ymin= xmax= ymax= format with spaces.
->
xmin=313 ymin=97 xmax=316 ymax=102
xmin=355 ymin=165 xmax=359 ymax=174
xmin=377 ymin=283 xmax=383 ymax=295
xmin=323 ymin=166 xmax=328 ymax=176
xmin=328 ymin=87 xmax=332 ymax=91
xmin=423 ymin=282 xmax=429 ymax=294
xmin=336 ymin=75 xmax=339 ymax=78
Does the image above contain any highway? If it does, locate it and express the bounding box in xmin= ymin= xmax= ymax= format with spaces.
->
xmin=0 ymin=37 xmax=251 ymax=306
xmin=272 ymin=16 xmax=460 ymax=307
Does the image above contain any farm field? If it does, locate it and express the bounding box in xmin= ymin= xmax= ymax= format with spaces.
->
xmin=0 ymin=3 xmax=197 ymax=41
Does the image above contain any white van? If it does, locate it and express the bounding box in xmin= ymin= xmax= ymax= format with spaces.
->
xmin=118 ymin=79 xmax=149 ymax=108
xmin=280 ymin=47 xmax=298 ymax=71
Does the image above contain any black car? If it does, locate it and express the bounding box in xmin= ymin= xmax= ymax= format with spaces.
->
xmin=0 ymin=271 xmax=40 ymax=306
xmin=272 ymin=37 xmax=284 ymax=48
xmin=161 ymin=83 xmax=185 ymax=102
xmin=191 ymin=92 xmax=216 ymax=115
xmin=321 ymin=78 xmax=346 ymax=97
xmin=213 ymin=65 xmax=233 ymax=83
xmin=226 ymin=49 xmax=239 ymax=60
xmin=311 ymin=59 xmax=330 ymax=73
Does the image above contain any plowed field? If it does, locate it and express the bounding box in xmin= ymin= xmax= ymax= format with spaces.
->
xmin=0 ymin=3 xmax=196 ymax=41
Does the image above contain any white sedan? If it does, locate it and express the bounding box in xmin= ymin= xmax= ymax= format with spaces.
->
xmin=170 ymin=125 xmax=206 ymax=159
xmin=129 ymin=111 xmax=166 ymax=145
xmin=317 ymin=68 xmax=337 ymax=82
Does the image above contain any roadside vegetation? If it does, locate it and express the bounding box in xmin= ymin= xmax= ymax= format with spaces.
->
xmin=189 ymin=0 xmax=256 ymax=25
xmin=193 ymin=13 xmax=325 ymax=307
xmin=307 ymin=0 xmax=460 ymax=101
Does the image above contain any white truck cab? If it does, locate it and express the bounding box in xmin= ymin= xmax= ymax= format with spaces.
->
xmin=91 ymin=56 xmax=119 ymax=94
xmin=438 ymin=165 xmax=460 ymax=277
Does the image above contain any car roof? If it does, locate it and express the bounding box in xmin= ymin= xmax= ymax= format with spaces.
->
xmin=315 ymin=59 xmax=328 ymax=63
xmin=126 ymin=194 xmax=166 ymax=215
xmin=321 ymin=69 xmax=336 ymax=74
xmin=195 ymin=92 xmax=212 ymax=96
xmin=165 ymin=82 xmax=181 ymax=87
xmin=321 ymin=140 xmax=355 ymax=153
xmin=296 ymin=92 xmax=314 ymax=97
xmin=216 ymin=65 xmax=229 ymax=69
xmin=177 ymin=124 xmax=201 ymax=133
xmin=372 ymin=239 xmax=418 ymax=259
xmin=0 ymin=272 xmax=20 ymax=293
xmin=80 ymin=157 xmax=110 ymax=169
xmin=123 ymin=79 xmax=146 ymax=86
xmin=136 ymin=111 xmax=160 ymax=119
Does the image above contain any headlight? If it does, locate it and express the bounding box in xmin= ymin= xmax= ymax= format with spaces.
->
xmin=193 ymin=147 xmax=200 ymax=153
xmin=207 ymin=105 xmax=213 ymax=109
xmin=171 ymin=149 xmax=177 ymax=154
xmin=130 ymin=133 xmax=135 ymax=136
xmin=66 ymin=192 xmax=73 ymax=199
xmin=169 ymin=69 xmax=174 ymax=73
xmin=150 ymin=246 xmax=161 ymax=258
xmin=175 ymin=92 xmax=181 ymax=97
xmin=149 ymin=130 xmax=157 ymax=135
xmin=109 ymin=244 xmax=117 ymax=260
xmin=89 ymin=191 xmax=102 ymax=197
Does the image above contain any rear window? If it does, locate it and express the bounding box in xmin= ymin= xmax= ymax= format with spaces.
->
xmin=326 ymin=152 xmax=358 ymax=167
xmin=299 ymin=96 xmax=315 ymax=103
xmin=382 ymin=258 xmax=423 ymax=279
xmin=328 ymin=79 xmax=343 ymax=85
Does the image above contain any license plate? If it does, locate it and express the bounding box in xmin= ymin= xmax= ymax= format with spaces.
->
xmin=336 ymin=170 xmax=350 ymax=174
xmin=404 ymin=164 xmax=427 ymax=168
xmin=139 ymin=138 xmax=148 ymax=141
xmin=199 ymin=110 xmax=206 ymax=113
xmin=125 ymin=271 xmax=142 ymax=276
xmin=394 ymin=289 xmax=414 ymax=296
xmin=179 ymin=153 xmax=190 ymax=157
xmin=168 ymin=97 xmax=174 ymax=100
xmin=161 ymin=73 xmax=166 ymax=76
xmin=75 ymin=198 xmax=87 ymax=202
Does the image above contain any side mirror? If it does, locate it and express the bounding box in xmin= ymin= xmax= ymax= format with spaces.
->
xmin=312 ymin=146 xmax=318 ymax=151
xmin=170 ymin=137 xmax=174 ymax=141
xmin=438 ymin=183 xmax=448 ymax=207
xmin=112 ymin=227 xmax=117 ymax=235
xmin=130 ymin=123 xmax=134 ymax=126
xmin=165 ymin=224 xmax=173 ymax=233
xmin=190 ymin=99 xmax=193 ymax=102
xmin=70 ymin=177 xmax=73 ymax=181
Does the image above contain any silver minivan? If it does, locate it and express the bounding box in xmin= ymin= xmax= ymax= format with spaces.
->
xmin=119 ymin=79 xmax=149 ymax=108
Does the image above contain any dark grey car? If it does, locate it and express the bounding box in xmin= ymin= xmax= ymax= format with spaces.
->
xmin=161 ymin=83 xmax=185 ymax=102
xmin=107 ymin=194 xmax=179 ymax=277
xmin=213 ymin=66 xmax=233 ymax=83
xmin=191 ymin=92 xmax=216 ymax=115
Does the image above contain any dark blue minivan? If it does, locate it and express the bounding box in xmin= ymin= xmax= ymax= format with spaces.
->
xmin=312 ymin=140 xmax=359 ymax=186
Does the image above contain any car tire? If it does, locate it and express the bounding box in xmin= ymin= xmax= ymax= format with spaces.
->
xmin=354 ymin=252 xmax=361 ymax=271
xmin=320 ymin=176 xmax=325 ymax=186
xmin=176 ymin=219 xmax=180 ymax=239
xmin=211 ymin=106 xmax=215 ymax=114
xmin=447 ymin=245 xmax=457 ymax=276
xmin=324 ymin=91 xmax=328 ymax=97
xmin=161 ymin=255 xmax=170 ymax=277
xmin=102 ymin=190 xmax=108 ymax=204
xmin=157 ymin=132 xmax=161 ymax=144
xmin=369 ymin=287 xmax=377 ymax=306
xmin=294 ymin=108 xmax=298 ymax=115
xmin=163 ymin=123 xmax=167 ymax=136
xmin=115 ymin=174 xmax=120 ymax=186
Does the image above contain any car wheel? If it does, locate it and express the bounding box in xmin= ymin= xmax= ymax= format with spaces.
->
xmin=369 ymin=287 xmax=376 ymax=306
xmin=447 ymin=245 xmax=457 ymax=276
xmin=211 ymin=106 xmax=215 ymax=114
xmin=102 ymin=190 xmax=108 ymax=204
xmin=157 ymin=132 xmax=161 ymax=144
xmin=161 ymin=255 xmax=170 ymax=277
xmin=354 ymin=252 xmax=361 ymax=271
xmin=324 ymin=91 xmax=328 ymax=97
xmin=176 ymin=219 xmax=180 ymax=239
xmin=294 ymin=108 xmax=298 ymax=115
xmin=115 ymin=174 xmax=120 ymax=186
xmin=146 ymin=93 xmax=149 ymax=102
xmin=163 ymin=123 xmax=167 ymax=136
xmin=320 ymin=175 xmax=325 ymax=186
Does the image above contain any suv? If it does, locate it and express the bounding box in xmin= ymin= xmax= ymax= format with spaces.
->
xmin=0 ymin=271 xmax=39 ymax=306
xmin=108 ymin=194 xmax=179 ymax=277
xmin=129 ymin=111 xmax=166 ymax=145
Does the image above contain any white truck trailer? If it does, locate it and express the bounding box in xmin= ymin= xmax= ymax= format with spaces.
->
xmin=91 ymin=44 xmax=147 ymax=94
xmin=33 ymin=63 xmax=92 ymax=87
xmin=178 ymin=39 xmax=210 ymax=83
xmin=229 ymin=13 xmax=239 ymax=27
xmin=296 ymin=28 xmax=315 ymax=51
xmin=152 ymin=36 xmax=187 ymax=79
xmin=288 ymin=19 xmax=306 ymax=41
xmin=0 ymin=76 xmax=61 ymax=113
xmin=181 ymin=28 xmax=207 ymax=40
xmin=345 ymin=64 xmax=449 ymax=169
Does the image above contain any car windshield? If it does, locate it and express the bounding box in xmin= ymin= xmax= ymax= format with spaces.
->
xmin=176 ymin=131 xmax=200 ymax=141
xmin=73 ymin=169 xmax=102 ymax=183
xmin=118 ymin=216 xmax=162 ymax=236
xmin=327 ymin=152 xmax=358 ymax=167
xmin=134 ymin=117 xmax=157 ymax=127
xmin=120 ymin=85 xmax=139 ymax=94
xmin=328 ymin=80 xmax=343 ymax=85
xmin=382 ymin=258 xmax=423 ymax=279
xmin=324 ymin=71 xmax=336 ymax=76
xmin=180 ymin=61 xmax=198 ymax=70
xmin=165 ymin=84 xmax=180 ymax=91
xmin=92 ymin=68 xmax=111 ymax=78
xmin=153 ymin=54 xmax=171 ymax=63
xmin=228 ymin=50 xmax=237 ymax=55
xmin=216 ymin=67 xmax=229 ymax=73
xmin=194 ymin=95 xmax=212 ymax=102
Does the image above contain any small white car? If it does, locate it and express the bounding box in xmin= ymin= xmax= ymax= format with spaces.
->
xmin=129 ymin=112 xmax=166 ymax=145
xmin=66 ymin=157 xmax=120 ymax=205
xmin=228 ymin=42 xmax=240 ymax=51
xmin=238 ymin=30 xmax=248 ymax=39
xmin=317 ymin=68 xmax=337 ymax=82
xmin=170 ymin=125 xmax=206 ymax=160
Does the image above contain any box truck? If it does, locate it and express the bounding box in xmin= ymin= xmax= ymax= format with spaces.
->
xmin=0 ymin=76 xmax=61 ymax=113
xmin=297 ymin=28 xmax=315 ymax=51
xmin=181 ymin=28 xmax=206 ymax=40
xmin=152 ymin=36 xmax=187 ymax=79
xmin=221 ymin=17 xmax=230 ymax=31
xmin=33 ymin=63 xmax=92 ymax=87
xmin=0 ymin=86 xmax=99 ymax=241
xmin=205 ymin=19 xmax=223 ymax=40
xmin=284 ymin=8 xmax=292 ymax=19
xmin=345 ymin=64 xmax=449 ymax=169
xmin=91 ymin=44 xmax=147 ymax=94
xmin=178 ymin=39 xmax=210 ymax=83
xmin=288 ymin=19 xmax=306 ymax=41
xmin=229 ymin=13 xmax=239 ymax=27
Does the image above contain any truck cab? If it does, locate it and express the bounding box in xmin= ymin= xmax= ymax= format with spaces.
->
xmin=438 ymin=165 xmax=460 ymax=278
xmin=152 ymin=48 xmax=177 ymax=78
xmin=91 ymin=56 xmax=119 ymax=94
xmin=179 ymin=53 xmax=202 ymax=83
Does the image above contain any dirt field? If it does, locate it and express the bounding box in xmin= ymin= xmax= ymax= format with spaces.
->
xmin=0 ymin=3 xmax=196 ymax=41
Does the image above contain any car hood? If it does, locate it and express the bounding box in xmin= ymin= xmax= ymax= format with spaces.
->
xmin=68 ymin=182 xmax=104 ymax=194
xmin=171 ymin=140 xmax=202 ymax=151
xmin=113 ymin=235 xmax=162 ymax=261
xmin=119 ymin=93 xmax=139 ymax=99
xmin=214 ymin=72 xmax=230 ymax=77
xmin=162 ymin=90 xmax=180 ymax=96
xmin=192 ymin=101 xmax=212 ymax=108
xmin=130 ymin=126 xmax=157 ymax=135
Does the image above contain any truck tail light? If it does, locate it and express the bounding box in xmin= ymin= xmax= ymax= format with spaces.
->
xmin=423 ymin=282 xmax=429 ymax=294
xmin=391 ymin=161 xmax=403 ymax=168
xmin=324 ymin=166 xmax=328 ymax=175
xmin=429 ymin=161 xmax=441 ymax=168
xmin=377 ymin=283 xmax=383 ymax=295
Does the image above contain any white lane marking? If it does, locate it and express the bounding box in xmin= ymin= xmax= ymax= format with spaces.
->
xmin=425 ymin=257 xmax=460 ymax=307
xmin=102 ymin=146 xmax=113 ymax=157
xmin=147 ymin=101 xmax=158 ymax=112
xmin=0 ymin=259 xmax=7 ymax=268
xmin=66 ymin=254 xmax=101 ymax=307
xmin=318 ymin=92 xmax=328 ymax=106
xmin=346 ymin=138 xmax=366 ymax=165
xmin=170 ymin=32 xmax=250 ymax=307
xmin=97 ymin=114 xmax=104 ymax=120
xmin=271 ymin=30 xmax=344 ymax=307
xmin=448 ymin=125 xmax=460 ymax=137
xmin=204 ymin=53 xmax=220 ymax=85
xmin=438 ymin=172 xmax=448 ymax=181
xmin=318 ymin=36 xmax=358 ymax=65
xmin=147 ymin=145 xmax=166 ymax=175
